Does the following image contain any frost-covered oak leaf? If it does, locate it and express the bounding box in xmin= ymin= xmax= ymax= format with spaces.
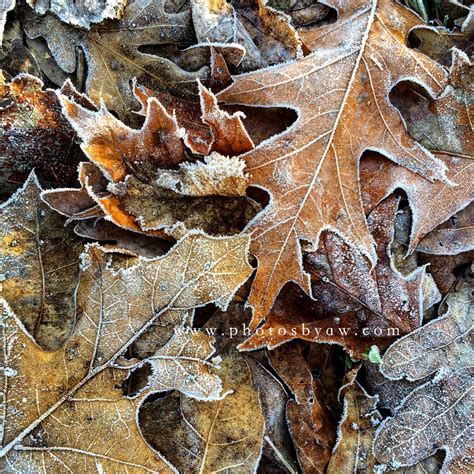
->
xmin=0 ymin=230 xmax=252 ymax=466
xmin=141 ymin=308 xmax=265 ymax=473
xmin=0 ymin=172 xmax=83 ymax=351
xmin=133 ymin=81 xmax=254 ymax=156
xmin=60 ymin=94 xmax=187 ymax=184
xmin=240 ymin=196 xmax=426 ymax=357
xmin=362 ymin=49 xmax=474 ymax=253
xmin=217 ymin=0 xmax=449 ymax=327
xmin=374 ymin=274 xmax=474 ymax=472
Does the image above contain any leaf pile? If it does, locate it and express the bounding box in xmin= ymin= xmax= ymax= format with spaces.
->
xmin=0 ymin=0 xmax=473 ymax=472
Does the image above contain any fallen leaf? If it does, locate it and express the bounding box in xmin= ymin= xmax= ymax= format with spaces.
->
xmin=41 ymin=161 xmax=107 ymax=222
xmin=140 ymin=306 xmax=265 ymax=473
xmin=217 ymin=0 xmax=449 ymax=326
xmin=0 ymin=171 xmax=82 ymax=350
xmin=23 ymin=0 xmax=207 ymax=121
xmin=411 ymin=25 xmax=474 ymax=66
xmin=0 ymin=227 xmax=252 ymax=467
xmin=209 ymin=46 xmax=232 ymax=92
xmin=268 ymin=341 xmax=337 ymax=472
xmin=0 ymin=74 xmax=80 ymax=199
xmin=198 ymin=81 xmax=254 ymax=155
xmin=74 ymin=219 xmax=171 ymax=257
xmin=361 ymin=48 xmax=473 ymax=252
xmin=417 ymin=203 xmax=474 ymax=255
xmin=373 ymin=272 xmax=474 ymax=471
xmin=240 ymin=196 xmax=426 ymax=357
xmin=191 ymin=0 xmax=302 ymax=71
xmin=27 ymin=0 xmax=126 ymax=29
xmin=95 ymin=155 xmax=259 ymax=238
xmin=246 ymin=356 xmax=297 ymax=473
xmin=60 ymin=94 xmax=186 ymax=183
xmin=0 ymin=0 xmax=15 ymax=46
xmin=327 ymin=365 xmax=382 ymax=473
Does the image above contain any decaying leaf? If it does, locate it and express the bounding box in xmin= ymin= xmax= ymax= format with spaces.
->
xmin=141 ymin=306 xmax=265 ymax=473
xmin=327 ymin=365 xmax=382 ymax=473
xmin=0 ymin=74 xmax=80 ymax=199
xmin=218 ymin=0 xmax=449 ymax=326
xmin=0 ymin=172 xmax=83 ymax=350
xmin=362 ymin=48 xmax=473 ymax=252
xmin=0 ymin=225 xmax=252 ymax=468
xmin=374 ymin=273 xmax=474 ymax=471
xmin=268 ymin=341 xmax=338 ymax=472
xmin=246 ymin=355 xmax=297 ymax=472
xmin=23 ymin=0 xmax=207 ymax=120
xmin=240 ymin=196 xmax=426 ymax=357
xmin=191 ymin=0 xmax=302 ymax=71
xmin=104 ymin=157 xmax=258 ymax=238
xmin=27 ymin=0 xmax=127 ymax=29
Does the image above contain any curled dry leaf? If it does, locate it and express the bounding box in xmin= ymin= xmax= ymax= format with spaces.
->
xmin=23 ymin=0 xmax=207 ymax=121
xmin=99 ymin=157 xmax=259 ymax=238
xmin=240 ymin=196 xmax=426 ymax=357
xmin=327 ymin=365 xmax=382 ymax=473
xmin=0 ymin=172 xmax=83 ymax=350
xmin=57 ymin=91 xmax=259 ymax=237
xmin=217 ymin=0 xmax=449 ymax=327
xmin=246 ymin=356 xmax=297 ymax=473
xmin=191 ymin=0 xmax=302 ymax=71
xmin=0 ymin=74 xmax=80 ymax=199
xmin=27 ymin=0 xmax=126 ymax=29
xmin=198 ymin=81 xmax=254 ymax=156
xmin=141 ymin=306 xmax=265 ymax=473
xmin=374 ymin=273 xmax=474 ymax=471
xmin=0 ymin=227 xmax=252 ymax=468
xmin=361 ymin=48 xmax=474 ymax=253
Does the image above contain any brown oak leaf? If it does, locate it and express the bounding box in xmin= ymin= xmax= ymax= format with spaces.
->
xmin=361 ymin=48 xmax=473 ymax=253
xmin=133 ymin=80 xmax=254 ymax=156
xmin=0 ymin=228 xmax=252 ymax=467
xmin=373 ymin=272 xmax=474 ymax=472
xmin=240 ymin=196 xmax=427 ymax=357
xmin=217 ymin=0 xmax=449 ymax=327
